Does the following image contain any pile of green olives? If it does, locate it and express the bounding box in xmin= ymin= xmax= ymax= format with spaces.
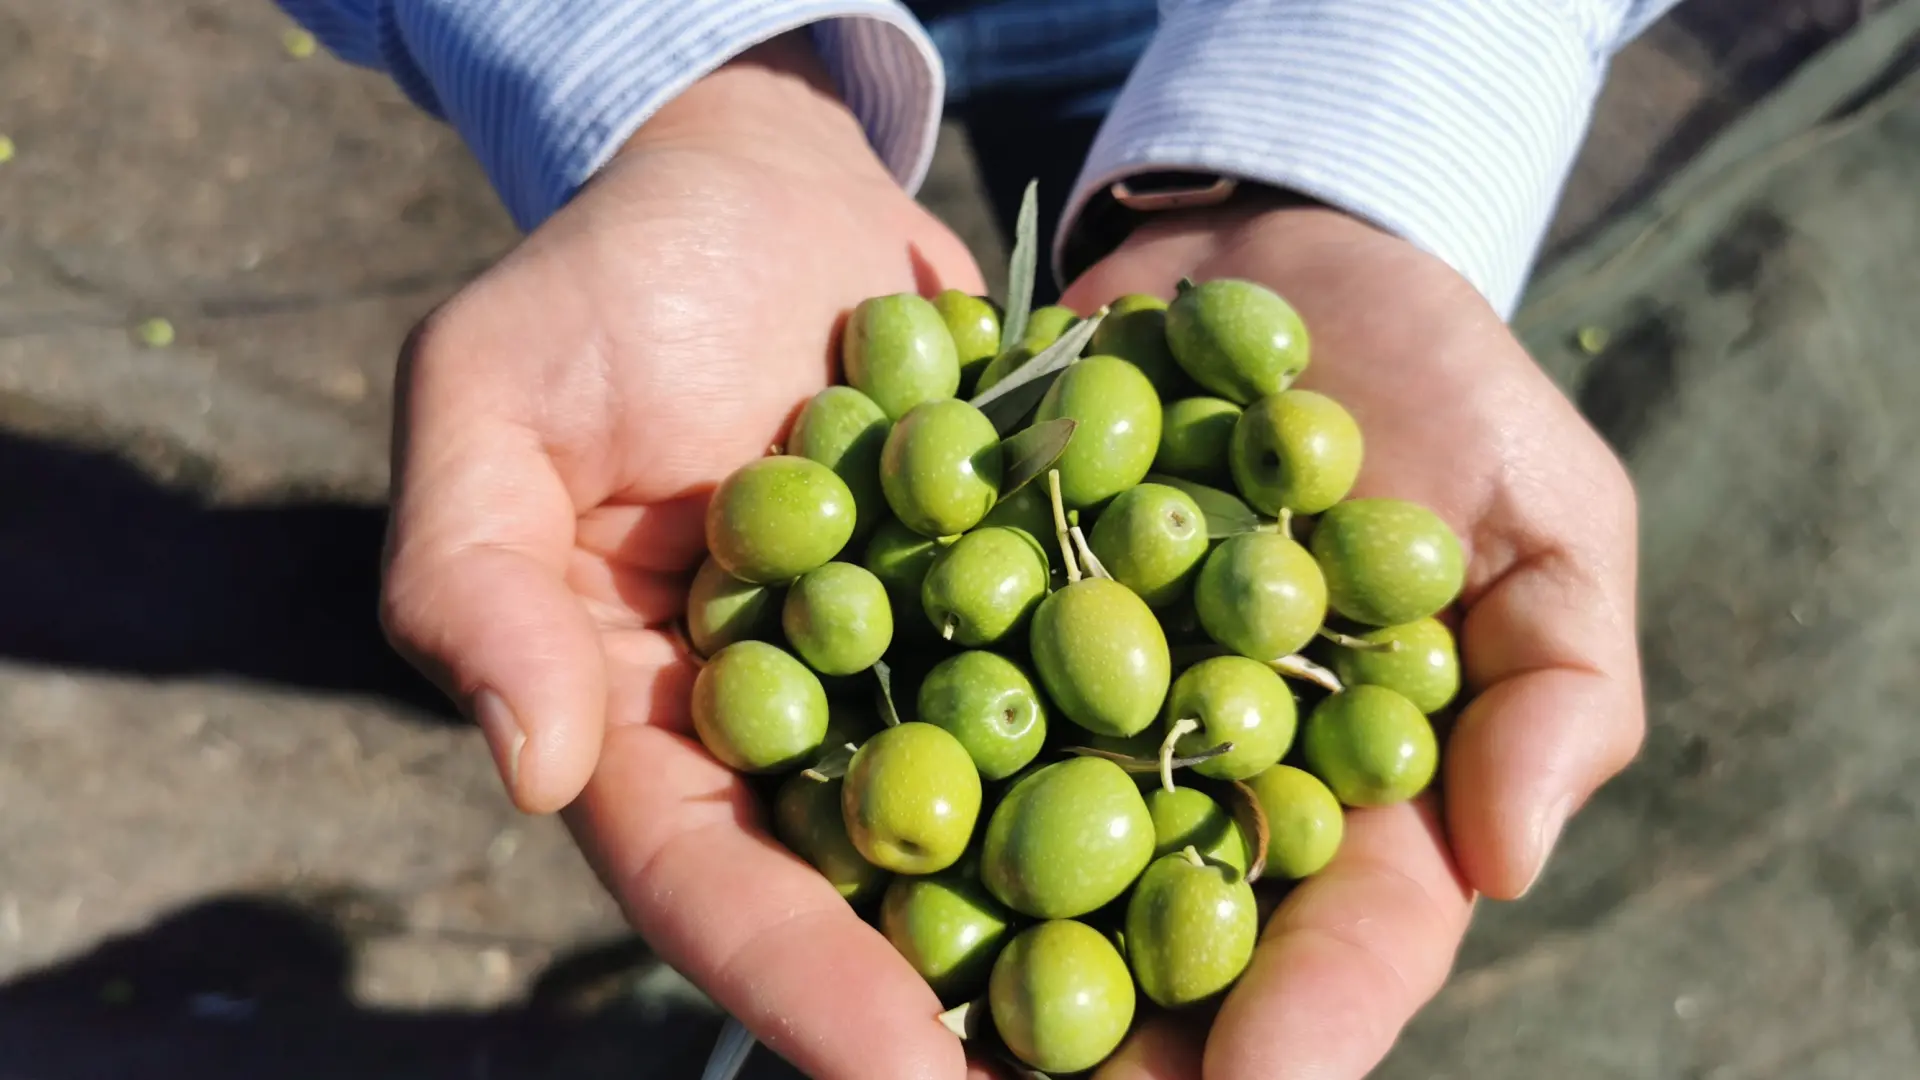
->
xmin=687 ymin=279 xmax=1466 ymax=1075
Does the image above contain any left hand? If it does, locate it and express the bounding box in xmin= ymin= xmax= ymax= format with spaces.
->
xmin=1061 ymin=202 xmax=1645 ymax=1079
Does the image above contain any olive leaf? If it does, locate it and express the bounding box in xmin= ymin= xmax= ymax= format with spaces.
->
xmin=937 ymin=998 xmax=987 ymax=1041
xmin=1221 ymin=778 xmax=1272 ymax=884
xmin=998 ymin=179 xmax=1040 ymax=353
xmin=800 ymin=743 xmax=858 ymax=783
xmin=1062 ymin=742 xmax=1235 ymax=774
xmin=997 ymin=418 xmax=1077 ymax=500
xmin=969 ymin=311 xmax=1106 ymax=434
xmin=1144 ymin=473 xmax=1262 ymax=538
xmin=873 ymin=660 xmax=904 ymax=728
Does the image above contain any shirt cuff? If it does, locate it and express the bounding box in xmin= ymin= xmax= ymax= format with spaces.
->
xmin=376 ymin=0 xmax=944 ymax=231
xmin=1057 ymin=0 xmax=1612 ymax=318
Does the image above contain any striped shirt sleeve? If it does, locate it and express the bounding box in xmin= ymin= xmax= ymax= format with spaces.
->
xmin=1060 ymin=0 xmax=1683 ymax=317
xmin=273 ymin=0 xmax=944 ymax=232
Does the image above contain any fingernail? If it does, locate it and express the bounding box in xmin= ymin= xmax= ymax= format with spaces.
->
xmin=1520 ymin=794 xmax=1576 ymax=896
xmin=472 ymin=689 xmax=526 ymax=793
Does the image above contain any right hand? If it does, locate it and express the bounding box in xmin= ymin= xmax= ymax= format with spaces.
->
xmin=379 ymin=35 xmax=985 ymax=1079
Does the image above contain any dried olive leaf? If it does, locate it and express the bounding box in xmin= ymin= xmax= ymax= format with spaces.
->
xmin=873 ymin=660 xmax=904 ymax=728
xmin=998 ymin=180 xmax=1040 ymax=352
xmin=1061 ymin=742 xmax=1235 ymax=774
xmin=1143 ymin=473 xmax=1261 ymax=538
xmin=997 ymin=418 xmax=1078 ymax=500
xmin=970 ymin=312 xmax=1106 ymax=434
xmin=1222 ymin=778 xmax=1272 ymax=884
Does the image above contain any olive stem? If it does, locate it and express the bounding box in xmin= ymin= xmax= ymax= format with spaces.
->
xmin=1181 ymin=844 xmax=1207 ymax=869
xmin=937 ymin=999 xmax=983 ymax=1040
xmin=1049 ymin=469 xmax=1082 ymax=583
xmin=1069 ymin=525 xmax=1112 ymax=581
xmin=767 ymin=443 xmax=783 ymax=456
xmin=1159 ymin=717 xmax=1201 ymax=794
xmin=1317 ymin=627 xmax=1402 ymax=652
xmin=940 ymin=615 xmax=958 ymax=642
xmin=1270 ymin=654 xmax=1344 ymax=693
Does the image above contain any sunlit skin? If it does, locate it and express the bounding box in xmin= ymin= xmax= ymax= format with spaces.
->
xmin=376 ymin=28 xmax=1643 ymax=1080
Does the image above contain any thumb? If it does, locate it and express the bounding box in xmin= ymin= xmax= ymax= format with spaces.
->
xmin=380 ymin=334 xmax=607 ymax=813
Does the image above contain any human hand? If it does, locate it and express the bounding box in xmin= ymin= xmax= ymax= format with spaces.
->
xmin=379 ymin=35 xmax=988 ymax=1080
xmin=1061 ymin=203 xmax=1644 ymax=1079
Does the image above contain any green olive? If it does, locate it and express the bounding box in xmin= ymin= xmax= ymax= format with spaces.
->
xmin=880 ymin=399 xmax=1003 ymax=538
xmin=920 ymin=527 xmax=1049 ymax=647
xmin=1089 ymin=293 xmax=1192 ymax=399
xmin=1029 ymin=578 xmax=1171 ymax=738
xmin=1193 ymin=531 xmax=1328 ymax=661
xmin=1086 ymin=482 xmax=1209 ymax=608
xmin=880 ymin=871 xmax=1012 ymax=1003
xmin=989 ymin=920 xmax=1135 ymax=1074
xmin=1156 ymin=396 xmax=1242 ymax=484
xmin=974 ymin=305 xmax=1081 ymax=394
xmin=1165 ymin=278 xmax=1310 ymax=404
xmin=932 ymin=290 xmax=1002 ymax=396
xmin=1143 ymin=786 xmax=1250 ymax=870
xmin=684 ymin=555 xmax=777 ymax=657
xmin=690 ymin=641 xmax=828 ymax=772
xmin=1310 ymin=498 xmax=1466 ymax=626
xmin=788 ymin=386 xmax=892 ymax=539
xmin=1242 ymin=764 xmax=1344 ymax=879
xmin=1033 ymin=355 xmax=1163 ymax=509
xmin=842 ymin=293 xmax=960 ymax=420
xmin=704 ymin=455 xmax=857 ymax=584
xmin=1301 ymin=685 xmax=1439 ymax=806
xmin=981 ymin=757 xmax=1155 ymax=918
xmin=1124 ymin=850 xmax=1258 ymax=1008
xmin=1166 ymin=655 xmax=1297 ymax=780
xmin=774 ymin=774 xmax=889 ymax=902
xmin=863 ymin=517 xmax=946 ymax=644
xmin=781 ymin=562 xmax=893 ymax=676
xmin=1229 ymin=389 xmax=1362 ymax=516
xmin=1328 ymin=617 xmax=1460 ymax=713
xmin=916 ymin=650 xmax=1049 ymax=781
xmin=841 ymin=722 xmax=982 ymax=873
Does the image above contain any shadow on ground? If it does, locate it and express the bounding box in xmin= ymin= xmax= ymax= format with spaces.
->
xmin=0 ymin=893 xmax=790 ymax=1080
xmin=0 ymin=429 xmax=452 ymax=720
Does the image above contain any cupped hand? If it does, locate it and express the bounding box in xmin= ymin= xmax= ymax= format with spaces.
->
xmin=1062 ymin=203 xmax=1644 ymax=1080
xmin=379 ymin=35 xmax=987 ymax=1080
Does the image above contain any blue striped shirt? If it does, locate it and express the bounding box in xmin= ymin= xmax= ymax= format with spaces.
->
xmin=276 ymin=0 xmax=1678 ymax=317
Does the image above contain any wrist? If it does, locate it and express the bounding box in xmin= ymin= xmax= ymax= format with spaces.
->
xmin=616 ymin=33 xmax=885 ymax=180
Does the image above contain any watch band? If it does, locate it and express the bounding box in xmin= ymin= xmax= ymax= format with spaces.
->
xmin=1059 ymin=171 xmax=1322 ymax=283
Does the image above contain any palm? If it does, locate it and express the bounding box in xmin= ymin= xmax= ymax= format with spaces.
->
xmin=1063 ymin=207 xmax=1643 ymax=1079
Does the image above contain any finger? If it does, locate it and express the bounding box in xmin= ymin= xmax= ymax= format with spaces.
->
xmin=384 ymin=345 xmax=605 ymax=814
xmin=1095 ymin=1013 xmax=1206 ymax=1080
xmin=1447 ymin=537 xmax=1644 ymax=897
xmin=567 ymin=721 xmax=966 ymax=1080
xmin=1204 ymin=800 xmax=1473 ymax=1080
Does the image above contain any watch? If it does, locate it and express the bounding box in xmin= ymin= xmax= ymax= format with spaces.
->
xmin=1059 ymin=171 xmax=1320 ymax=282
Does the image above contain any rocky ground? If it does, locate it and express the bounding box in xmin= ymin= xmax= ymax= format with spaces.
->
xmin=1 ymin=1 xmax=1914 ymax=1078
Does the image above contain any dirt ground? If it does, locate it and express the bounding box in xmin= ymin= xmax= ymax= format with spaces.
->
xmin=1 ymin=2 xmax=1914 ymax=1078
